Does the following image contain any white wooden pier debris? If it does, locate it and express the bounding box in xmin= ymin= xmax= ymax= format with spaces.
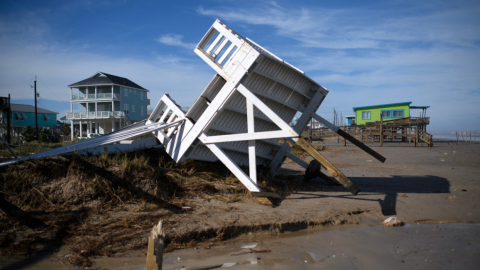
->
xmin=0 ymin=19 xmax=386 ymax=195
xmin=147 ymin=19 xmax=385 ymax=195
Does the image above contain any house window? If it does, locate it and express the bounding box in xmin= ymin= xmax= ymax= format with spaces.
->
xmin=132 ymin=105 xmax=135 ymax=113
xmin=382 ymin=110 xmax=404 ymax=118
xmin=393 ymin=110 xmax=404 ymax=117
xmin=362 ymin=111 xmax=370 ymax=120
xmin=124 ymin=104 xmax=129 ymax=111
xmin=43 ymin=114 xmax=50 ymax=121
xmin=124 ymin=88 xmax=128 ymax=96
xmin=141 ymin=92 xmax=143 ymax=100
xmin=14 ymin=112 xmax=26 ymax=120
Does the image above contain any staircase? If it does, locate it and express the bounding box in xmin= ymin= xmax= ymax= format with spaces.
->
xmin=418 ymin=129 xmax=433 ymax=147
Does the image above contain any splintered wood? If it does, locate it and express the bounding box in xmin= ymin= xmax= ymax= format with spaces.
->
xmin=146 ymin=220 xmax=165 ymax=270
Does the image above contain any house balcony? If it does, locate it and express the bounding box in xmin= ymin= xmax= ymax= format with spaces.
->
xmin=71 ymin=93 xmax=121 ymax=101
xmin=66 ymin=111 xmax=125 ymax=120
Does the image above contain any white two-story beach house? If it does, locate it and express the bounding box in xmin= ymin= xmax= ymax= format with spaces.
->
xmin=67 ymin=72 xmax=150 ymax=140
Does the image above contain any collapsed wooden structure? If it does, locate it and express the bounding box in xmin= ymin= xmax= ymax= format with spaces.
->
xmin=0 ymin=20 xmax=386 ymax=195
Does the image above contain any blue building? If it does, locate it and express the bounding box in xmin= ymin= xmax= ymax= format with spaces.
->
xmin=0 ymin=103 xmax=58 ymax=142
xmin=345 ymin=115 xmax=355 ymax=126
xmin=67 ymin=72 xmax=150 ymax=139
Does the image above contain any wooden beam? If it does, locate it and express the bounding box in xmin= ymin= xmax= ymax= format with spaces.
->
xmin=293 ymin=138 xmax=360 ymax=195
xmin=246 ymin=98 xmax=257 ymax=183
xmin=313 ymin=113 xmax=386 ymax=163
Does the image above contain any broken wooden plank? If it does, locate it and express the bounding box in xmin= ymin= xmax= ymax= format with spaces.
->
xmin=312 ymin=113 xmax=386 ymax=163
xmin=146 ymin=220 xmax=165 ymax=270
xmin=293 ymin=138 xmax=360 ymax=195
xmin=337 ymin=129 xmax=386 ymax=163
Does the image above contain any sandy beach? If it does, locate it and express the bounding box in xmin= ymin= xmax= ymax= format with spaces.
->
xmin=1 ymin=139 xmax=479 ymax=269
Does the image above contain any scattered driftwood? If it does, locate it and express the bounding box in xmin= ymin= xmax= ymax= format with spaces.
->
xmin=146 ymin=220 xmax=165 ymax=270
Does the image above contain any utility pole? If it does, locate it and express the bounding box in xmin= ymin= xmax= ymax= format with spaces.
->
xmin=34 ymin=76 xmax=39 ymax=140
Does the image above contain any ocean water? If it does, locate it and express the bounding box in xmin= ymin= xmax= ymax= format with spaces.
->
xmin=429 ymin=131 xmax=480 ymax=141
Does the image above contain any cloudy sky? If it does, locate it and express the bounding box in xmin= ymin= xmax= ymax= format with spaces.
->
xmin=0 ymin=0 xmax=479 ymax=132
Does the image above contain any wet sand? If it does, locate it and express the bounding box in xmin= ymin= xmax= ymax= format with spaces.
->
xmin=1 ymin=140 xmax=479 ymax=269
xmin=162 ymin=223 xmax=480 ymax=269
xmin=15 ymin=223 xmax=479 ymax=269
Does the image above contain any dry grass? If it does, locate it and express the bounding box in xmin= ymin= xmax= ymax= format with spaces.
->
xmin=0 ymin=148 xmax=299 ymax=266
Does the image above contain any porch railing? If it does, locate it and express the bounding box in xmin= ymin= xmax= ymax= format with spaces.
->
xmin=66 ymin=111 xmax=125 ymax=120
xmin=71 ymin=93 xmax=120 ymax=100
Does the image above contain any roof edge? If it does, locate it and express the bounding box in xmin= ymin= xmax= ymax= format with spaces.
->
xmin=353 ymin=101 xmax=412 ymax=110
xmin=68 ymin=83 xmax=149 ymax=92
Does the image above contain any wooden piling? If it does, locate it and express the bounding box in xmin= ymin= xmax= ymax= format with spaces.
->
xmin=379 ymin=117 xmax=384 ymax=147
xmin=415 ymin=127 xmax=418 ymax=147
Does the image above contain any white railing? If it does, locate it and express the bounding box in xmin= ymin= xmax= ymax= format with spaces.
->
xmin=71 ymin=93 xmax=120 ymax=100
xmin=66 ymin=111 xmax=125 ymax=120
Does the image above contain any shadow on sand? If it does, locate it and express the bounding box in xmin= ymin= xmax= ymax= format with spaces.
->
xmin=286 ymin=175 xmax=450 ymax=216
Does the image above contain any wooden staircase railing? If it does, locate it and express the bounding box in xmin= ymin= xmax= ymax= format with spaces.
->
xmin=418 ymin=129 xmax=433 ymax=147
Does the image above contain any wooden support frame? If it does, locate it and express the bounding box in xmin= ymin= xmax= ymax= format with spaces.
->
xmin=197 ymin=84 xmax=300 ymax=192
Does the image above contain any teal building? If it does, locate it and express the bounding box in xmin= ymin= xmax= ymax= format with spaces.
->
xmin=9 ymin=104 xmax=57 ymax=128
xmin=1 ymin=103 xmax=58 ymax=142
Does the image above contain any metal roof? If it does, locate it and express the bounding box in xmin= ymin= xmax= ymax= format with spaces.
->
xmin=11 ymin=103 xmax=58 ymax=114
xmin=353 ymin=101 xmax=412 ymax=110
xmin=410 ymin=106 xmax=430 ymax=109
xmin=68 ymin=72 xmax=148 ymax=91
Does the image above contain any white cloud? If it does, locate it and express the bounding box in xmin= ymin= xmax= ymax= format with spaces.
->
xmin=197 ymin=2 xmax=480 ymax=49
xmin=155 ymin=34 xmax=197 ymax=50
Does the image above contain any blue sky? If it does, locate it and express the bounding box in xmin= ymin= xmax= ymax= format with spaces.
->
xmin=0 ymin=0 xmax=479 ymax=132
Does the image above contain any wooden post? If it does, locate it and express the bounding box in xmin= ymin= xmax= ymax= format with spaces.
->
xmin=146 ymin=220 xmax=165 ymax=270
xmin=294 ymin=138 xmax=360 ymax=195
xmin=372 ymin=127 xmax=375 ymax=143
xmin=379 ymin=116 xmax=384 ymax=147
xmin=343 ymin=126 xmax=347 ymax=146
xmin=415 ymin=127 xmax=418 ymax=147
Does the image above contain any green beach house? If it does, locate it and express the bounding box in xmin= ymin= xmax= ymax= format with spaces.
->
xmin=353 ymin=102 xmax=412 ymax=126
